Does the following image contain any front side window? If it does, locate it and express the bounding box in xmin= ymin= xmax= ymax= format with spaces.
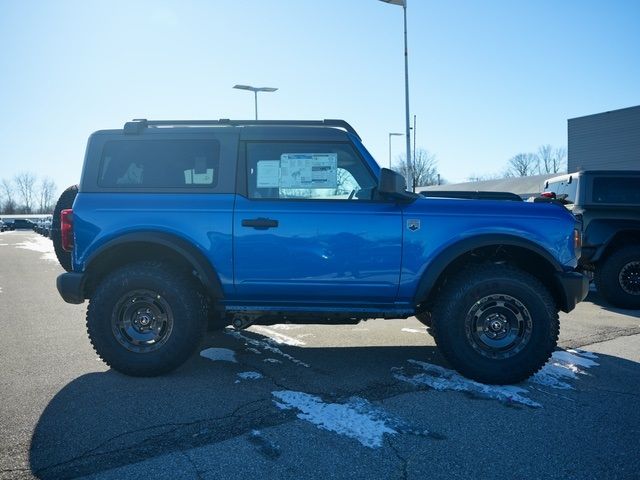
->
xmin=246 ymin=142 xmax=377 ymax=200
xmin=99 ymin=140 xmax=220 ymax=188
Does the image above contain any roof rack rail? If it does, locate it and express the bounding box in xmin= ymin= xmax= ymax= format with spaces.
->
xmin=123 ymin=118 xmax=361 ymax=139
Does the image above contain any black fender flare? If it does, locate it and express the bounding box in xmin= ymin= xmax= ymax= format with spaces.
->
xmin=583 ymin=219 xmax=640 ymax=263
xmin=413 ymin=234 xmax=563 ymax=303
xmin=84 ymin=231 xmax=224 ymax=299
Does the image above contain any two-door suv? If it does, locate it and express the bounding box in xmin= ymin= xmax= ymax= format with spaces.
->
xmin=56 ymin=119 xmax=588 ymax=384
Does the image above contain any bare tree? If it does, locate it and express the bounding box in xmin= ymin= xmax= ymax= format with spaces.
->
xmin=1 ymin=178 xmax=16 ymax=214
xmin=537 ymin=145 xmax=566 ymax=174
xmin=14 ymin=172 xmax=37 ymax=213
xmin=394 ymin=148 xmax=439 ymax=190
xmin=38 ymin=177 xmax=57 ymax=213
xmin=552 ymin=147 xmax=567 ymax=173
xmin=507 ymin=153 xmax=539 ymax=177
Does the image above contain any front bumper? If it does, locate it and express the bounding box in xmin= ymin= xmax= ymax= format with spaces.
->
xmin=56 ymin=272 xmax=86 ymax=304
xmin=554 ymin=271 xmax=589 ymax=313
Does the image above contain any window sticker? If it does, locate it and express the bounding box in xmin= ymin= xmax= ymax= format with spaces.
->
xmin=279 ymin=153 xmax=338 ymax=189
xmin=184 ymin=168 xmax=214 ymax=185
xmin=257 ymin=160 xmax=280 ymax=188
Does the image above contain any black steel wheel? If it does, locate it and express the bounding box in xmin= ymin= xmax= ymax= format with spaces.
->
xmin=465 ymin=294 xmax=533 ymax=360
xmin=431 ymin=264 xmax=558 ymax=385
xmin=111 ymin=290 xmax=174 ymax=353
xmin=595 ymin=246 xmax=640 ymax=309
xmin=87 ymin=261 xmax=206 ymax=376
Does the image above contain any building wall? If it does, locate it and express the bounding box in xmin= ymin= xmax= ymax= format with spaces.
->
xmin=568 ymin=105 xmax=640 ymax=172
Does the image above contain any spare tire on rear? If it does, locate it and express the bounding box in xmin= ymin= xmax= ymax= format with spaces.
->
xmin=51 ymin=184 xmax=78 ymax=272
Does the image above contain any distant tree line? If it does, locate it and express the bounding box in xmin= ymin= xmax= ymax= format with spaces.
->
xmin=1 ymin=173 xmax=57 ymax=214
xmin=468 ymin=144 xmax=567 ymax=182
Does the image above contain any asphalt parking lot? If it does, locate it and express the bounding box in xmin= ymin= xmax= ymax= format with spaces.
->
xmin=1 ymin=231 xmax=639 ymax=480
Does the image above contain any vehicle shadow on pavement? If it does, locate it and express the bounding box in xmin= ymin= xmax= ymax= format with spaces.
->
xmin=585 ymin=290 xmax=640 ymax=318
xmin=28 ymin=329 xmax=640 ymax=480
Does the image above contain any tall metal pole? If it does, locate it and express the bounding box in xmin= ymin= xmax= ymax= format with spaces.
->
xmin=254 ymin=91 xmax=258 ymax=120
xmin=413 ymin=114 xmax=416 ymax=164
xmin=389 ymin=133 xmax=392 ymax=169
xmin=403 ymin=2 xmax=412 ymax=191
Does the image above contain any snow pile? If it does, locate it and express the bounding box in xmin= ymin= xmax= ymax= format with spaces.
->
xmin=393 ymin=349 xmax=600 ymax=408
xmin=531 ymin=349 xmax=599 ymax=389
xmin=15 ymin=236 xmax=57 ymax=262
xmin=393 ymin=360 xmax=541 ymax=407
xmin=200 ymin=348 xmax=237 ymax=363
xmin=237 ymin=371 xmax=263 ymax=380
xmin=263 ymin=358 xmax=282 ymax=364
xmin=272 ymin=390 xmax=398 ymax=448
xmin=227 ymin=329 xmax=310 ymax=368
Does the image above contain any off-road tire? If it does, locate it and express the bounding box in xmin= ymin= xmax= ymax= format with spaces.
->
xmin=594 ymin=246 xmax=640 ymax=309
xmin=51 ymin=184 xmax=78 ymax=272
xmin=87 ymin=261 xmax=206 ymax=376
xmin=416 ymin=311 xmax=432 ymax=327
xmin=431 ymin=264 xmax=559 ymax=385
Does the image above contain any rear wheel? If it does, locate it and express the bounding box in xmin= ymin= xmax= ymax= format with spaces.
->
xmin=595 ymin=246 xmax=640 ymax=309
xmin=51 ymin=184 xmax=78 ymax=272
xmin=431 ymin=264 xmax=558 ymax=384
xmin=87 ymin=261 xmax=206 ymax=376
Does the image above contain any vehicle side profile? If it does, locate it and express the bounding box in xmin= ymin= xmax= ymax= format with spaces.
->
xmin=55 ymin=119 xmax=589 ymax=384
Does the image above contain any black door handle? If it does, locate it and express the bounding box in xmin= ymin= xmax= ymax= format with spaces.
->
xmin=242 ymin=218 xmax=279 ymax=229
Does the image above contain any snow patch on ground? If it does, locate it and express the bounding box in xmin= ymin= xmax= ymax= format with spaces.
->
xmin=227 ymin=329 xmax=310 ymax=368
xmin=401 ymin=328 xmax=425 ymax=334
xmin=237 ymin=371 xmax=263 ymax=380
xmin=263 ymin=358 xmax=282 ymax=364
xmin=272 ymin=391 xmax=398 ymax=448
xmin=200 ymin=348 xmax=237 ymax=363
xmin=251 ymin=325 xmax=306 ymax=346
xmin=393 ymin=360 xmax=541 ymax=407
xmin=14 ymin=236 xmax=57 ymax=262
xmin=393 ymin=349 xmax=599 ymax=408
xmin=531 ymin=350 xmax=599 ymax=390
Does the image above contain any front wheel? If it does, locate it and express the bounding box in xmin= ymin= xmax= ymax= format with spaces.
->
xmin=431 ymin=264 xmax=558 ymax=384
xmin=87 ymin=261 xmax=206 ymax=376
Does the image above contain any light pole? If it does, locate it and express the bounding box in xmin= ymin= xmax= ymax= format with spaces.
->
xmin=379 ymin=0 xmax=412 ymax=190
xmin=388 ymin=133 xmax=403 ymax=169
xmin=233 ymin=85 xmax=278 ymax=120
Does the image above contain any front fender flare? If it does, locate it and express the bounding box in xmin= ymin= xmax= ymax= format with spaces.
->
xmin=413 ymin=234 xmax=563 ymax=304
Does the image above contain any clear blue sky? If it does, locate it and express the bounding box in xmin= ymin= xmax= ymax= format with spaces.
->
xmin=0 ymin=0 xmax=638 ymax=192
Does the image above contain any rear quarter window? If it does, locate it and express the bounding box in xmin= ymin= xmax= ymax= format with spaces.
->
xmin=99 ymin=140 xmax=220 ymax=188
xmin=592 ymin=177 xmax=640 ymax=205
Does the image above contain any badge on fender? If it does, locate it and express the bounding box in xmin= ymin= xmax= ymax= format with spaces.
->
xmin=407 ymin=219 xmax=420 ymax=232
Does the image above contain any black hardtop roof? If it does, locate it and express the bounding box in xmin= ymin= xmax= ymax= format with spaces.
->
xmin=120 ymin=118 xmax=361 ymax=140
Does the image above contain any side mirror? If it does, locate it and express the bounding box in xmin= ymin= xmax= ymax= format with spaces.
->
xmin=378 ymin=168 xmax=418 ymax=202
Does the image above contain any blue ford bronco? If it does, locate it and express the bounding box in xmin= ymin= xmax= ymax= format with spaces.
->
xmin=55 ymin=119 xmax=588 ymax=384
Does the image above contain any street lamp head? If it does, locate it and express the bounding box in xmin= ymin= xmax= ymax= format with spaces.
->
xmin=389 ymin=132 xmax=404 ymax=137
xmin=379 ymin=0 xmax=405 ymax=6
xmin=233 ymin=84 xmax=278 ymax=93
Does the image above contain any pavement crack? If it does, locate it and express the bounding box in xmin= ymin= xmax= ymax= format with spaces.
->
xmin=387 ymin=437 xmax=408 ymax=480
xmin=179 ymin=449 xmax=204 ymax=480
xmin=33 ymin=397 xmax=277 ymax=480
